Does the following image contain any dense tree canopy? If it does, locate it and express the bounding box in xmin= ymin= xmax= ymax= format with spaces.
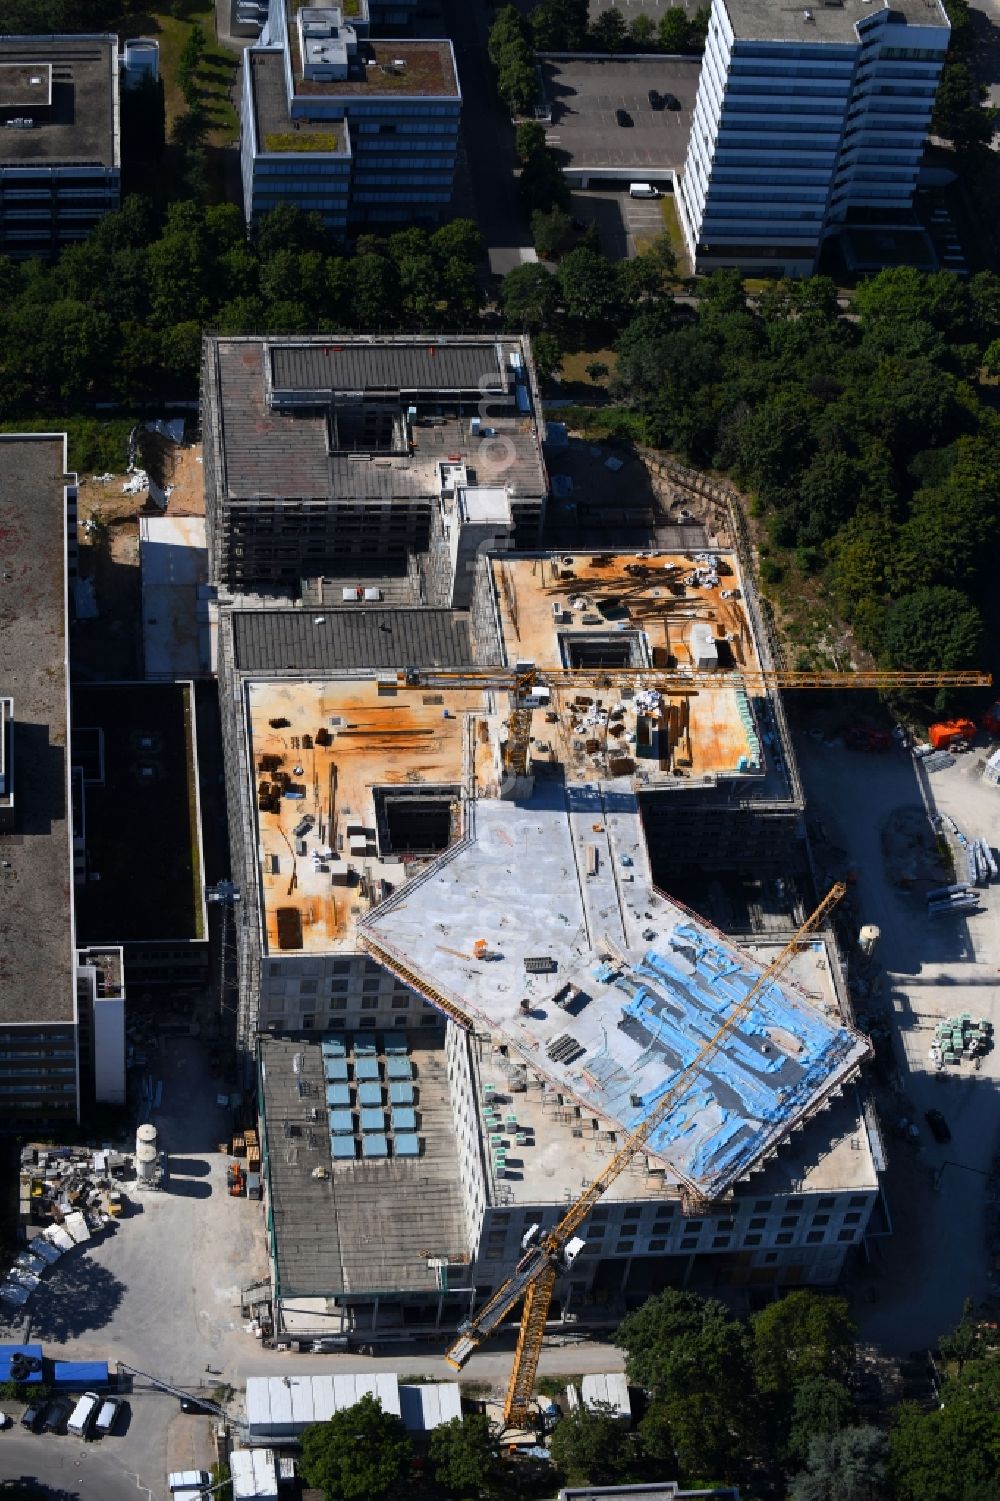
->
xmin=300 ymin=1394 xmax=412 ymax=1501
xmin=608 ymin=265 xmax=1000 ymax=677
xmin=891 ymin=1357 xmax=1000 ymax=1501
xmin=752 ymin=1291 xmax=857 ymax=1396
xmin=789 ymin=1426 xmax=890 ymax=1501
xmin=0 ymin=200 xmax=485 ymax=408
xmin=549 ymin=1403 xmax=632 ymax=1486
xmin=616 ymin=1289 xmax=755 ymax=1482
xmin=428 ymin=1414 xmax=499 ymax=1499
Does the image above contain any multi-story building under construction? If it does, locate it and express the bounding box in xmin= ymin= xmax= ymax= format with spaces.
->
xmin=216 ymin=538 xmax=880 ymax=1346
xmin=201 ymin=334 xmax=549 ymax=595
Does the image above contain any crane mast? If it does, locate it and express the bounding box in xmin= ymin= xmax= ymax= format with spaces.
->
xmin=444 ymin=883 xmax=848 ymax=1429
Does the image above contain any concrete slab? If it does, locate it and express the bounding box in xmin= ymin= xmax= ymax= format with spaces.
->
xmin=365 ymin=781 xmax=869 ymax=1202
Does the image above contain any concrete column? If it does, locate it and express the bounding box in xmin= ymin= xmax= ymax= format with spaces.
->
xmin=682 ymin=1253 xmax=695 ymax=1288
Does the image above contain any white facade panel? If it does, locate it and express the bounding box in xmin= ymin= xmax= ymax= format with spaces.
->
xmin=399 ymin=1381 xmax=462 ymax=1431
xmin=230 ymin=1448 xmax=279 ymax=1501
xmin=246 ymin=1372 xmax=401 ymax=1442
xmin=582 ymin=1373 xmax=631 ymax=1423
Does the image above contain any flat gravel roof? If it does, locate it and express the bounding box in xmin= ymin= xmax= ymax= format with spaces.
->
xmin=231 ymin=607 xmax=473 ymax=674
xmin=0 ymin=38 xmax=117 ymax=169
xmin=0 ymin=435 xmax=75 ymax=1026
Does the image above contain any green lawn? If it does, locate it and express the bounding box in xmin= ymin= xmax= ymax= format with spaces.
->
xmin=658 ymin=192 xmax=689 ymax=275
xmin=126 ymin=5 xmax=240 ymax=145
xmin=265 ymin=131 xmax=340 ymax=153
xmin=559 ymin=348 xmax=617 ymax=386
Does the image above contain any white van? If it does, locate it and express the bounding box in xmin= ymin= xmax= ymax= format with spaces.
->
xmin=629 ymin=182 xmax=660 ymax=199
xmin=67 ymin=1391 xmax=101 ymax=1438
xmin=94 ymin=1395 xmax=122 ymax=1436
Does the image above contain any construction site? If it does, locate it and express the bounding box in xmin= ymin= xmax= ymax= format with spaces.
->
xmin=210 ymin=534 xmax=892 ymax=1345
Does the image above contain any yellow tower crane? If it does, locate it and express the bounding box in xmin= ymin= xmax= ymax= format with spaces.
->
xmin=443 ymin=882 xmax=848 ymax=1430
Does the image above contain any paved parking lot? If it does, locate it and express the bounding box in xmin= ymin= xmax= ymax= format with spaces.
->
xmin=623 ymin=191 xmax=667 ymax=251
xmin=541 ymin=56 xmax=698 ymax=174
xmin=566 ymin=184 xmax=668 ymax=259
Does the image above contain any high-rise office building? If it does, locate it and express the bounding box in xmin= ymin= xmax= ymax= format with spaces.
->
xmin=677 ymin=0 xmax=949 ymax=276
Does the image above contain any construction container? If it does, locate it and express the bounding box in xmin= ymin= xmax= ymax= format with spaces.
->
xmin=52 ymin=1359 xmax=110 ymax=1389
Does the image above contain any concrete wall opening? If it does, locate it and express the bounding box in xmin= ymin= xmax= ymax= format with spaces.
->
xmin=559 ymin=631 xmax=648 ymax=670
xmin=373 ymin=785 xmax=460 ymax=856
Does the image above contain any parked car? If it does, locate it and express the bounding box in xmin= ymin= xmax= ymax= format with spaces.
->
xmin=647 ymin=88 xmax=663 ymax=109
xmin=925 ymin=1108 xmax=951 ymax=1143
xmin=615 ymin=107 xmax=633 ymax=127
xmin=20 ymin=1401 xmax=45 ymax=1433
xmin=67 ymin=1391 xmax=102 ymax=1439
xmin=663 ymin=91 xmax=681 ymax=109
xmin=179 ymin=1396 xmax=215 ymax=1415
xmin=42 ymin=1397 xmax=72 ymax=1434
xmin=94 ymin=1396 xmax=124 ymax=1436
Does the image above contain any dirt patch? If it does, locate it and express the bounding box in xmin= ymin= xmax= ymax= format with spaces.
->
xmin=73 ymin=437 xmax=204 ymax=679
xmin=881 ymin=805 xmax=954 ymax=890
xmin=77 ymin=474 xmax=145 ymax=610
xmin=144 ymin=436 xmax=205 ymax=516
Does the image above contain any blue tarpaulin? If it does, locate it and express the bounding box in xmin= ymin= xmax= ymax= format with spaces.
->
xmin=52 ymin=1360 xmax=110 ymax=1388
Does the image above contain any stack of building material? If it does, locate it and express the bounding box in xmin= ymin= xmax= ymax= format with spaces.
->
xmin=965 ymin=838 xmax=998 ymax=887
xmin=2 ymin=1142 xmax=133 ymax=1308
xmin=926 ymin=883 xmax=981 ymax=919
xmin=930 ymin=1014 xmax=992 ymax=1066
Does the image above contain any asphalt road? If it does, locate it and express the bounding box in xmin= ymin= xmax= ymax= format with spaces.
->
xmin=0 ymin=1430 xmax=151 ymax=1501
xmin=440 ymin=0 xmax=533 ymax=272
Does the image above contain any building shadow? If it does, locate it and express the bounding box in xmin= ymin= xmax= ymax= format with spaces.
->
xmin=165 ymin=1178 xmax=213 ymax=1199
xmin=166 ymin=1156 xmax=212 ymax=1177
xmin=12 ymin=720 xmax=66 ymax=835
